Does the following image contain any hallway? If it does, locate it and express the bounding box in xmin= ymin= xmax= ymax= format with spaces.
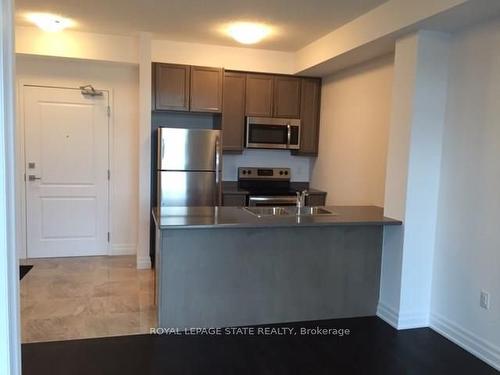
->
xmin=20 ymin=256 xmax=155 ymax=343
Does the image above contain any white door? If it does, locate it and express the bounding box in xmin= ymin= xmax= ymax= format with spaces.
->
xmin=24 ymin=86 xmax=109 ymax=258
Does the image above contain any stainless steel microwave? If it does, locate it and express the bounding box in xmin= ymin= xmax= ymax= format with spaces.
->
xmin=245 ymin=117 xmax=300 ymax=150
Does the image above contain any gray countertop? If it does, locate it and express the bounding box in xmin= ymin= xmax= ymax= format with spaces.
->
xmin=152 ymin=206 xmax=402 ymax=230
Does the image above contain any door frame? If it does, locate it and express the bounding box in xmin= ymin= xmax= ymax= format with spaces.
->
xmin=16 ymin=81 xmax=114 ymax=259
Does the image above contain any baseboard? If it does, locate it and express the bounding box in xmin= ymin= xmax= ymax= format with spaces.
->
xmin=377 ymin=302 xmax=429 ymax=330
xmin=430 ymin=312 xmax=500 ymax=371
xmin=136 ymin=255 xmax=152 ymax=270
xmin=377 ymin=302 xmax=399 ymax=329
xmin=109 ymin=243 xmax=136 ymax=256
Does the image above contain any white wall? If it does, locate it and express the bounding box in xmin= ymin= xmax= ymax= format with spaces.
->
xmin=137 ymin=33 xmax=152 ymax=269
xmin=430 ymin=18 xmax=500 ymax=370
xmin=378 ymin=31 xmax=450 ymax=330
xmin=310 ymin=54 xmax=393 ymax=206
xmin=16 ymin=55 xmax=139 ymax=256
xmin=152 ymin=39 xmax=295 ymax=74
xmin=16 ymin=26 xmax=139 ymax=64
xmin=223 ymin=150 xmax=311 ymax=182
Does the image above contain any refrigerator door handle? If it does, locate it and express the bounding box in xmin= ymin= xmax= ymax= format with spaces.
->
xmin=160 ymin=137 xmax=165 ymax=162
xmin=215 ymin=136 xmax=222 ymax=205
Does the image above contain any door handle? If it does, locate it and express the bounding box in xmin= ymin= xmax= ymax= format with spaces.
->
xmin=28 ymin=175 xmax=41 ymax=181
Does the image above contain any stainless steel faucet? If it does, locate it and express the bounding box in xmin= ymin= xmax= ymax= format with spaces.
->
xmin=296 ymin=190 xmax=309 ymax=208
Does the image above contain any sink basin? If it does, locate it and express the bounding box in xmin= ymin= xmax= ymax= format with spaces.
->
xmin=286 ymin=207 xmax=338 ymax=216
xmin=243 ymin=206 xmax=338 ymax=218
xmin=243 ymin=207 xmax=291 ymax=218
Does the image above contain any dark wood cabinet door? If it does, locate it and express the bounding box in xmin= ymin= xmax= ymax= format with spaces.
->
xmin=296 ymin=78 xmax=321 ymax=155
xmin=154 ymin=63 xmax=190 ymax=111
xmin=190 ymin=66 xmax=223 ymax=113
xmin=245 ymin=74 xmax=274 ymax=117
xmin=222 ymin=72 xmax=246 ymax=153
xmin=273 ymin=76 xmax=301 ymax=118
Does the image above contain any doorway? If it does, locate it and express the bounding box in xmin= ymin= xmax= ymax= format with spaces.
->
xmin=23 ymin=85 xmax=110 ymax=258
xmin=19 ymin=84 xmax=156 ymax=343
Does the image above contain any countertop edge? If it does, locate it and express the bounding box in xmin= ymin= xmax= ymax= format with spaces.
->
xmin=152 ymin=206 xmax=403 ymax=230
xmin=158 ymin=220 xmax=402 ymax=230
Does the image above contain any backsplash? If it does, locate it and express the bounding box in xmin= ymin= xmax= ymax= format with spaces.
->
xmin=222 ymin=149 xmax=313 ymax=181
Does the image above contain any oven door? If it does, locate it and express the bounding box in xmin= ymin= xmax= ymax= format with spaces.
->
xmin=248 ymin=196 xmax=297 ymax=207
xmin=246 ymin=117 xmax=300 ymax=150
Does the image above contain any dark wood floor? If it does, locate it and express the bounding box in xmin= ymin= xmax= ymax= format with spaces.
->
xmin=22 ymin=317 xmax=498 ymax=375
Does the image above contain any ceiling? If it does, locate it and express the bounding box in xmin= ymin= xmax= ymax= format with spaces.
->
xmin=15 ymin=0 xmax=389 ymax=51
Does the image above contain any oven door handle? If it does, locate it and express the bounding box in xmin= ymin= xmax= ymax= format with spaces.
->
xmin=248 ymin=196 xmax=297 ymax=206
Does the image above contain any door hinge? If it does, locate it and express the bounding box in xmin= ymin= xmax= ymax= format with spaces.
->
xmin=107 ymin=232 xmax=110 ymax=242
xmin=107 ymin=106 xmax=111 ymax=117
xmin=107 ymin=169 xmax=110 ymax=180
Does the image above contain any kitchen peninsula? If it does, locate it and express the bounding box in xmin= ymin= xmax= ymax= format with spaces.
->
xmin=153 ymin=206 xmax=401 ymax=329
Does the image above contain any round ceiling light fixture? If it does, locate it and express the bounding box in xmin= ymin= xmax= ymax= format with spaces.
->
xmin=226 ymin=22 xmax=271 ymax=45
xmin=26 ymin=13 xmax=74 ymax=32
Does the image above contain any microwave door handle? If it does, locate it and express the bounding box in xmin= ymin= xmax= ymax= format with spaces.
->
xmin=287 ymin=123 xmax=291 ymax=149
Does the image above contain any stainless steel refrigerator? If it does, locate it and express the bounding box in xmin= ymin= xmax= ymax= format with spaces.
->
xmin=157 ymin=128 xmax=222 ymax=207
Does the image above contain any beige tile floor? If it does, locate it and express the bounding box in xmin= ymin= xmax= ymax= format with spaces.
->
xmin=20 ymin=256 xmax=156 ymax=343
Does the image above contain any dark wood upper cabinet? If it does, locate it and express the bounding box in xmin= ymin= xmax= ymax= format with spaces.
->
xmin=190 ymin=66 xmax=223 ymax=113
xmin=153 ymin=63 xmax=322 ymax=155
xmin=294 ymin=78 xmax=321 ymax=156
xmin=273 ymin=76 xmax=301 ymax=118
xmin=245 ymin=74 xmax=274 ymax=117
xmin=154 ymin=63 xmax=190 ymax=111
xmin=222 ymin=72 xmax=246 ymax=153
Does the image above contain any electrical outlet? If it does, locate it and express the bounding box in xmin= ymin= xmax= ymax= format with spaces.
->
xmin=480 ymin=291 xmax=490 ymax=310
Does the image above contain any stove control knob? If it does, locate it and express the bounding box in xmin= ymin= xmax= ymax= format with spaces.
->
xmin=284 ymin=171 xmax=289 ymax=175
xmin=242 ymin=170 xmax=246 ymax=175
xmin=247 ymin=170 xmax=252 ymax=175
xmin=279 ymin=171 xmax=284 ymax=175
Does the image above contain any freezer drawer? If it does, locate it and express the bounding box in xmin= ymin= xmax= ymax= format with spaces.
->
xmin=158 ymin=128 xmax=221 ymax=171
xmin=158 ymin=171 xmax=220 ymax=207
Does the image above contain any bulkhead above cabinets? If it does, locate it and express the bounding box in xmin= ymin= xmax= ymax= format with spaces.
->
xmin=151 ymin=62 xmax=321 ymax=156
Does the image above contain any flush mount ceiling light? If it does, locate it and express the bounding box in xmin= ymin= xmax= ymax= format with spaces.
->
xmin=226 ymin=22 xmax=271 ymax=45
xmin=26 ymin=13 xmax=74 ymax=32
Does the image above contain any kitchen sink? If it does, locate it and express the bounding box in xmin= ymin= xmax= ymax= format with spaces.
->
xmin=243 ymin=206 xmax=338 ymax=218
xmin=286 ymin=207 xmax=338 ymax=216
xmin=243 ymin=207 xmax=292 ymax=218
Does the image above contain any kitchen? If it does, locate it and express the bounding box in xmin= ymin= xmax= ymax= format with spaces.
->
xmin=151 ymin=69 xmax=400 ymax=328
xmin=2 ymin=0 xmax=500 ymax=374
